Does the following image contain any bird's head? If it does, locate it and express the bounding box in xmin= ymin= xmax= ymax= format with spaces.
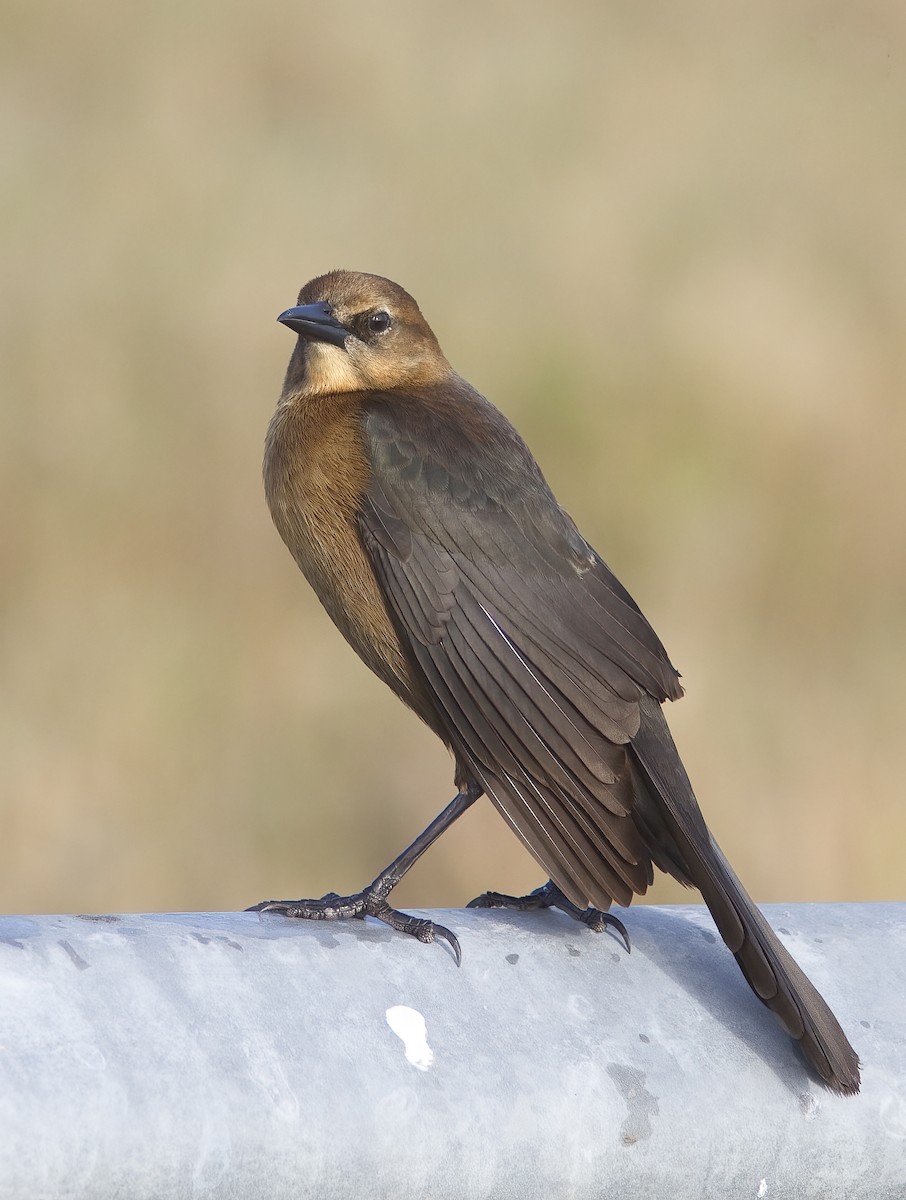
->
xmin=278 ymin=270 xmax=451 ymax=397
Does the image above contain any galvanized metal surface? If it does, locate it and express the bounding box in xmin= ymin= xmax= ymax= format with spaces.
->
xmin=0 ymin=903 xmax=903 ymax=1199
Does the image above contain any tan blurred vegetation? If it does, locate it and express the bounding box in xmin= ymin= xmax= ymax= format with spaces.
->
xmin=1 ymin=2 xmax=904 ymax=916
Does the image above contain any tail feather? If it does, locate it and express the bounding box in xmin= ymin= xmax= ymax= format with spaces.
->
xmin=699 ymin=838 xmax=859 ymax=1093
xmin=632 ymin=696 xmax=860 ymax=1094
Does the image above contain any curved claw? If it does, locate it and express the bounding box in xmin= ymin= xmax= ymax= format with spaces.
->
xmin=431 ymin=921 xmax=462 ymax=968
xmin=467 ymin=889 xmax=549 ymax=912
xmin=363 ymin=898 xmax=462 ymax=966
xmin=467 ymin=891 xmax=506 ymax=910
xmin=585 ymin=910 xmax=631 ymax=954
xmin=246 ymin=900 xmax=288 ymax=914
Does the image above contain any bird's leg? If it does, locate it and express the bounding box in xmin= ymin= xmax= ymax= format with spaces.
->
xmin=468 ymin=879 xmax=631 ymax=952
xmin=247 ymin=784 xmax=482 ymax=965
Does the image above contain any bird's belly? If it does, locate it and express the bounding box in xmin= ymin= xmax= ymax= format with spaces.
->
xmin=295 ymin=505 xmax=411 ymax=688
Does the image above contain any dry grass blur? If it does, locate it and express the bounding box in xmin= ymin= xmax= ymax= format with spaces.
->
xmin=1 ymin=3 xmax=904 ymax=917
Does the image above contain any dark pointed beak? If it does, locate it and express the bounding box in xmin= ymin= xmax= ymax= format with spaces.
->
xmin=277 ymin=303 xmax=348 ymax=349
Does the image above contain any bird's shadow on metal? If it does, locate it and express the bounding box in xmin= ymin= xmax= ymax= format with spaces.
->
xmin=467 ymin=904 xmax=811 ymax=1098
xmin=621 ymin=905 xmax=809 ymax=1099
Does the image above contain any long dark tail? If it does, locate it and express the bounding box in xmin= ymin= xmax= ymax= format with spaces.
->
xmin=632 ymin=696 xmax=860 ymax=1095
xmin=693 ymin=833 xmax=859 ymax=1092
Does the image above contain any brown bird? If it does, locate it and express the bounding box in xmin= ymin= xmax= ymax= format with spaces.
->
xmin=253 ymin=269 xmax=860 ymax=1095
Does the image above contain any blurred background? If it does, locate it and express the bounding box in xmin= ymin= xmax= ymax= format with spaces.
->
xmin=1 ymin=2 xmax=904 ymax=917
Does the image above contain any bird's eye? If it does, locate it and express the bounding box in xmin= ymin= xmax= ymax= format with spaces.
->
xmin=368 ymin=310 xmax=392 ymax=335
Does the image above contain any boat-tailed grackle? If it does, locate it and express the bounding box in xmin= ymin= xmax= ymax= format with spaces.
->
xmin=250 ymin=270 xmax=860 ymax=1094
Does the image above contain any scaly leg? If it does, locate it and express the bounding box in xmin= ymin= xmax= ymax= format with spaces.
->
xmin=468 ymin=879 xmax=630 ymax=952
xmin=247 ymin=784 xmax=483 ymax=965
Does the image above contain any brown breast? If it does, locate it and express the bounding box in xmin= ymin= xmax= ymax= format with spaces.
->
xmin=264 ymin=391 xmax=419 ymax=707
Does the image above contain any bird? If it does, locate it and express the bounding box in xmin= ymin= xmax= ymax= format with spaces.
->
xmin=252 ymin=268 xmax=860 ymax=1095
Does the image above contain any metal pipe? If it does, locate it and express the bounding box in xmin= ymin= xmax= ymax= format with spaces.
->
xmin=0 ymin=903 xmax=903 ymax=1199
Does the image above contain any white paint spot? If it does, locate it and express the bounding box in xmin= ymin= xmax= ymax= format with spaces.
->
xmin=386 ymin=1005 xmax=434 ymax=1070
xmin=757 ymin=1180 xmax=768 ymax=1198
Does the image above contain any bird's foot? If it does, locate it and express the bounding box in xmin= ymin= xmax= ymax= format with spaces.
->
xmin=246 ymin=889 xmax=462 ymax=965
xmin=467 ymin=880 xmax=630 ymax=952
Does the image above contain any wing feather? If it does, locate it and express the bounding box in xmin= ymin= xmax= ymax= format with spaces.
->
xmin=358 ymin=395 xmax=683 ymax=908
